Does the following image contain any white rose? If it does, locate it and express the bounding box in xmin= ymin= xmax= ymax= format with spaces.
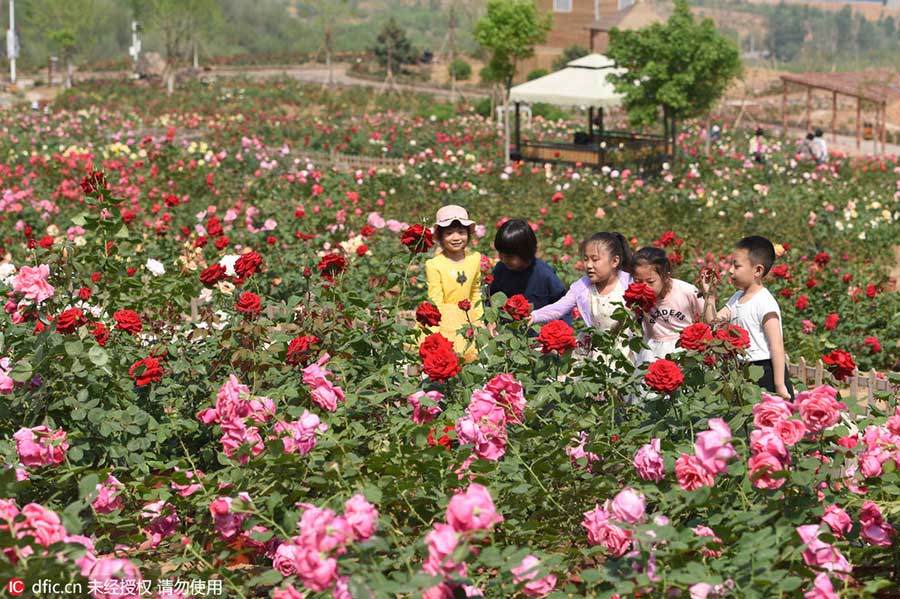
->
xmin=146 ymin=258 xmax=166 ymax=276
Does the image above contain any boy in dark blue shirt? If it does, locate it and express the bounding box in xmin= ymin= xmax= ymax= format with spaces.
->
xmin=490 ymin=219 xmax=570 ymax=324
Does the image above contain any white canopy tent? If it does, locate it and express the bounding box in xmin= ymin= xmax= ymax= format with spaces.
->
xmin=508 ymin=53 xmax=626 ymax=108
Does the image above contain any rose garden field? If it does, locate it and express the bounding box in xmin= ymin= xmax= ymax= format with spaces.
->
xmin=1 ymin=79 xmax=900 ymax=598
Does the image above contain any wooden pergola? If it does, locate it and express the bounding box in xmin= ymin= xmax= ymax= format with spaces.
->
xmin=780 ymin=72 xmax=900 ymax=155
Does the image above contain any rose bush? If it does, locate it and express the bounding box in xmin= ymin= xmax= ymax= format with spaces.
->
xmin=0 ymin=79 xmax=897 ymax=598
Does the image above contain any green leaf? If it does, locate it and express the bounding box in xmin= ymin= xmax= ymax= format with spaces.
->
xmin=88 ymin=345 xmax=109 ymax=366
xmin=78 ymin=473 xmax=100 ymax=500
xmin=9 ymin=360 xmax=32 ymax=383
xmin=65 ymin=340 xmax=84 ymax=357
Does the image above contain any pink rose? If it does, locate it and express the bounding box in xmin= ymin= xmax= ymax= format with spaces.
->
xmin=752 ymin=394 xmax=793 ymax=428
xmin=796 ymin=386 xmax=846 ymax=433
xmin=273 ymin=583 xmax=304 ymax=599
xmin=748 ymin=452 xmax=788 ymax=490
xmin=693 ymin=418 xmax=736 ymax=475
xmin=446 ymin=483 xmax=503 ymax=533
xmin=796 ymin=525 xmax=852 ymax=578
xmin=774 ymin=419 xmax=807 ymax=446
xmin=407 ymin=390 xmax=444 ymax=424
xmin=344 ymin=494 xmax=378 ymax=542
xmin=87 ymin=558 xmax=142 ymax=599
xmin=484 ymin=373 xmax=526 ymax=424
xmin=804 ymin=573 xmax=839 ymax=599
xmin=13 ymin=426 xmax=69 ymax=467
xmin=19 ymin=503 xmax=67 ymax=547
xmin=581 ymin=504 xmax=632 ymax=556
xmin=273 ymin=542 xmax=303 ymax=576
xmin=610 ymin=488 xmax=645 ymax=525
xmin=821 ymin=505 xmax=852 ymax=538
xmin=675 ymin=454 xmax=715 ymax=491
xmin=92 ymin=476 xmax=124 ymax=514
xmin=141 ymin=500 xmax=180 ymax=549
xmin=693 ymin=525 xmax=723 ymax=558
xmin=511 ymin=554 xmax=557 ymax=597
xmin=292 ymin=545 xmax=339 ymax=592
xmin=749 ymin=428 xmax=789 ymax=462
xmin=219 ymin=420 xmax=264 ymax=464
xmin=633 ymin=439 xmax=665 ymax=482
xmin=860 ymin=501 xmax=896 ymax=547
xmin=332 ymin=577 xmax=352 ymax=599
xmin=0 ymin=358 xmax=13 ymax=394
xmin=12 ymin=264 xmax=55 ymax=304
xmin=566 ymin=431 xmax=599 ymax=471
xmin=423 ymin=522 xmax=464 ymax=577
xmin=296 ymin=506 xmax=351 ymax=555
xmin=274 ymin=410 xmax=327 ymax=455
xmin=859 ymin=448 xmax=887 ymax=478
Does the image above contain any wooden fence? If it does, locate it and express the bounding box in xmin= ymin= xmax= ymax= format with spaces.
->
xmin=295 ymin=150 xmax=405 ymax=171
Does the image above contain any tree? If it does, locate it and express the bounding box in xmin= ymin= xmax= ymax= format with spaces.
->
xmin=552 ymin=44 xmax=588 ymax=71
xmin=24 ymin=0 xmax=100 ymax=89
xmin=473 ymin=0 xmax=551 ymax=92
xmin=606 ymin=0 xmax=742 ymax=148
xmin=308 ymin=0 xmax=350 ymax=88
xmin=372 ymin=18 xmax=416 ymax=75
xmin=766 ymin=6 xmax=805 ymax=63
xmin=136 ymin=0 xmax=220 ymax=94
xmin=835 ymin=6 xmax=854 ymax=53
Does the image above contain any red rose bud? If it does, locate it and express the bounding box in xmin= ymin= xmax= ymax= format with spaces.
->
xmin=457 ymin=299 xmax=472 ymax=311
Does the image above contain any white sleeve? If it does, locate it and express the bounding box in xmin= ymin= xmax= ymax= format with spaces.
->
xmin=757 ymin=292 xmax=781 ymax=321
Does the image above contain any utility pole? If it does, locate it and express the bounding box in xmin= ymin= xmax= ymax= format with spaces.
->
xmin=7 ymin=0 xmax=16 ymax=89
xmin=129 ymin=20 xmax=142 ymax=78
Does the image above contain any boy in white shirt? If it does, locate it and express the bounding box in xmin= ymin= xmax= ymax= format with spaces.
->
xmin=701 ymin=236 xmax=794 ymax=400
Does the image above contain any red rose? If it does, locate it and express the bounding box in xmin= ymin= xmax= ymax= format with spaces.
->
xmin=822 ymin=349 xmax=856 ymax=381
xmin=286 ymin=335 xmax=320 ymax=365
xmin=866 ymin=284 xmax=878 ymax=299
xmin=623 ymin=282 xmax=657 ymax=314
xmin=654 ymin=231 xmax=676 ymax=248
xmin=129 ymin=356 xmax=163 ymax=386
xmin=317 ymin=253 xmax=347 ymax=282
xmin=200 ymin=263 xmax=227 ymax=286
xmin=91 ymin=272 xmax=102 ymax=283
xmin=551 ymin=192 xmax=564 ymax=203
xmin=715 ymin=325 xmax=750 ymax=351
xmin=127 ymin=267 xmax=137 ymax=277
xmin=502 ymin=294 xmax=532 ymax=321
xmin=457 ymin=299 xmax=472 ymax=311
xmin=795 ymin=294 xmax=808 ymax=310
xmin=360 ymin=225 xmax=375 ymax=238
xmin=419 ymin=333 xmax=460 ymax=382
xmin=214 ymin=236 xmax=230 ymax=250
xmin=266 ymin=235 xmax=277 ymax=246
xmin=78 ymin=287 xmax=92 ymax=301
xmin=38 ymin=236 xmax=54 ymax=249
xmin=113 ymin=309 xmax=143 ymax=335
xmin=484 ymin=275 xmax=494 ymax=285
xmin=400 ymin=224 xmax=434 ymax=254
xmin=814 ymin=252 xmax=831 ymax=267
xmin=536 ymin=320 xmax=577 ymax=354
xmin=415 ymin=302 xmax=442 ymax=327
xmin=91 ymin=322 xmax=110 ymax=346
xmin=56 ymin=308 xmax=87 ymax=334
xmin=644 ymin=359 xmax=684 ymax=393
xmin=356 ymin=244 xmax=369 ymax=256
xmin=428 ymin=425 xmax=455 ymax=450
xmin=80 ymin=170 xmax=108 ymax=195
xmin=805 ymin=278 xmax=818 ymax=289
xmin=678 ymin=322 xmax=713 ymax=351
xmin=779 ymin=288 xmax=793 ymax=298
xmin=770 ymin=265 xmax=790 ymax=279
xmin=863 ymin=336 xmax=881 ymax=354
xmin=824 ymin=313 xmax=839 ymax=331
xmin=235 ymin=292 xmax=262 ymax=317
xmin=235 ymin=251 xmax=263 ymax=278
xmin=206 ymin=217 xmax=223 ymax=238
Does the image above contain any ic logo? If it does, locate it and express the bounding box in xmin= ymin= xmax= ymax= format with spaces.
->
xmin=6 ymin=579 xmax=24 ymax=596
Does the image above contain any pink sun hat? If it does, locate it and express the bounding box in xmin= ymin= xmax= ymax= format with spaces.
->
xmin=434 ymin=204 xmax=474 ymax=228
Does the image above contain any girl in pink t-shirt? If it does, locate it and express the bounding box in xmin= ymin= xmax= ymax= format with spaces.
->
xmin=632 ymin=247 xmax=705 ymax=365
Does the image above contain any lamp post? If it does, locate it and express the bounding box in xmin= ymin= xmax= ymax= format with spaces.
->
xmin=128 ymin=20 xmax=142 ymax=78
xmin=7 ymin=0 xmax=17 ymax=89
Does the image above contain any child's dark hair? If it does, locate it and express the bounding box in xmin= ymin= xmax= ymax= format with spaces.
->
xmin=633 ymin=247 xmax=672 ymax=280
xmin=580 ymin=232 xmax=632 ymax=273
xmin=735 ymin=235 xmax=776 ymax=276
xmin=494 ymin=219 xmax=537 ymax=262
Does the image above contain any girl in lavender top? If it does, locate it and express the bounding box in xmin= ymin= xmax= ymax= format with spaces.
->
xmin=529 ymin=232 xmax=633 ymax=356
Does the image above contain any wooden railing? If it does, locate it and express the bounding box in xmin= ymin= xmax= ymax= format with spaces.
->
xmin=295 ymin=150 xmax=405 ymax=171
